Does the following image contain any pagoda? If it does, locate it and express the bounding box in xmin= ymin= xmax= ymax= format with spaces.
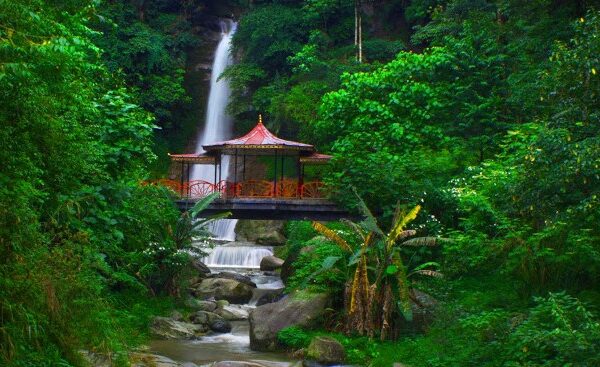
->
xmin=166 ymin=116 xmax=331 ymax=200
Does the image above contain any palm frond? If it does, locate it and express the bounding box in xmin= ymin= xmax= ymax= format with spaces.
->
xmin=352 ymin=187 xmax=384 ymax=236
xmin=312 ymin=221 xmax=352 ymax=253
xmin=190 ymin=192 xmax=221 ymax=217
xmin=401 ymin=236 xmax=445 ymax=247
xmin=342 ymin=219 xmax=367 ymax=242
xmin=386 ymin=205 xmax=421 ymax=250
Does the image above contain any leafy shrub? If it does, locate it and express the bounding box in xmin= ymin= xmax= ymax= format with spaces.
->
xmin=277 ymin=326 xmax=313 ymax=349
xmin=285 ymin=237 xmax=347 ymax=294
xmin=508 ymin=292 xmax=600 ymax=366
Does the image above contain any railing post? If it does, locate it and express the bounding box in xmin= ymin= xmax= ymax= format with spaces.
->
xmin=179 ymin=162 xmax=184 ymax=198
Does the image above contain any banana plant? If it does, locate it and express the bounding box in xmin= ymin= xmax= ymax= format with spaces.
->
xmin=172 ymin=192 xmax=231 ymax=257
xmin=312 ymin=194 xmax=445 ymax=340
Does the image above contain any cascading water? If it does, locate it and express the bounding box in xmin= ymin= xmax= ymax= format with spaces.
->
xmin=202 ymin=244 xmax=274 ymax=269
xmin=192 ymin=20 xmax=238 ymax=241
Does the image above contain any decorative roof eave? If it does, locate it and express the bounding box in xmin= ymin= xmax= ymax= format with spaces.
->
xmin=202 ymin=116 xmax=314 ymax=153
xmin=203 ymin=144 xmax=314 ymax=152
xmin=168 ymin=153 xmax=215 ymax=164
xmin=300 ymin=153 xmax=333 ymax=164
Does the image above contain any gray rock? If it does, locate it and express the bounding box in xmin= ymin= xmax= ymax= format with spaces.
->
xmin=210 ymin=362 xmax=266 ymax=367
xmin=398 ymin=289 xmax=438 ymax=334
xmin=210 ymin=319 xmax=232 ymax=333
xmin=185 ymin=299 xmax=218 ymax=312
xmin=170 ymin=310 xmax=184 ymax=321
xmin=255 ymin=289 xmax=285 ymax=306
xmin=130 ymin=352 xmax=198 ymax=367
xmin=193 ymin=278 xmax=255 ymax=304
xmin=215 ymin=304 xmax=251 ymax=321
xmin=235 ymin=220 xmax=286 ymax=245
xmin=149 ymin=316 xmax=207 ymax=340
xmin=192 ymin=259 xmax=211 ymax=275
xmin=216 ymin=299 xmax=230 ymax=308
xmin=189 ymin=311 xmax=224 ymax=325
xmin=306 ymin=336 xmax=346 ymax=365
xmin=249 ymin=292 xmax=329 ymax=351
xmin=260 ymin=256 xmax=284 ymax=271
xmin=208 ymin=272 xmax=257 ymax=288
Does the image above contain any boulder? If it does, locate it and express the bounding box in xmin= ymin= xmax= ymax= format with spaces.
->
xmin=249 ymin=292 xmax=329 ymax=351
xmin=193 ymin=278 xmax=255 ymax=304
xmin=236 ymin=220 xmax=286 ymax=245
xmin=189 ymin=311 xmax=224 ymax=325
xmin=191 ymin=259 xmax=211 ymax=276
xmin=215 ymin=304 xmax=251 ymax=321
xmin=398 ymin=289 xmax=438 ymax=334
xmin=149 ymin=316 xmax=207 ymax=340
xmin=216 ymin=299 xmax=230 ymax=308
xmin=170 ymin=310 xmax=184 ymax=322
xmin=210 ymin=363 xmax=266 ymax=367
xmin=185 ymin=299 xmax=218 ymax=312
xmin=254 ymin=289 xmax=285 ymax=306
xmin=306 ymin=336 xmax=346 ymax=365
xmin=260 ymin=256 xmax=284 ymax=271
xmin=208 ymin=272 xmax=257 ymax=288
xmin=210 ymin=319 xmax=232 ymax=333
xmin=130 ymin=352 xmax=199 ymax=367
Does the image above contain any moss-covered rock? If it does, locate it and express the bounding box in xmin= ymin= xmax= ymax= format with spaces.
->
xmin=306 ymin=336 xmax=346 ymax=365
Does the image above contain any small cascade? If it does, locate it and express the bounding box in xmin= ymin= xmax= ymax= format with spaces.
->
xmin=192 ymin=19 xmax=238 ymax=241
xmin=202 ymin=244 xmax=273 ymax=269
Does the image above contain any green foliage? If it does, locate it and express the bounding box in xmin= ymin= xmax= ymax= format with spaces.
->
xmin=286 ymin=237 xmax=347 ymax=294
xmin=0 ymin=0 xmax=205 ymax=364
xmin=93 ymin=1 xmax=197 ymax=128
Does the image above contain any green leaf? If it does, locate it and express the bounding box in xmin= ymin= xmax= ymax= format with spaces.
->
xmin=386 ymin=265 xmax=399 ymax=274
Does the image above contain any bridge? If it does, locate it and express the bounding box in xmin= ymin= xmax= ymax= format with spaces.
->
xmin=148 ymin=178 xmax=356 ymax=221
xmin=154 ymin=116 xmax=355 ymax=221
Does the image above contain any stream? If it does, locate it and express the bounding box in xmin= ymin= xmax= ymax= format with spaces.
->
xmin=148 ymin=243 xmax=296 ymax=367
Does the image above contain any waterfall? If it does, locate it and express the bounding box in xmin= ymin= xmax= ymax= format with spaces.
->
xmin=192 ymin=20 xmax=238 ymax=241
xmin=202 ymin=245 xmax=274 ymax=269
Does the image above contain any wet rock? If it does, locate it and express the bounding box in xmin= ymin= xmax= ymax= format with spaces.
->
xmin=170 ymin=310 xmax=184 ymax=322
xmin=150 ymin=316 xmax=207 ymax=340
xmin=210 ymin=362 xmax=266 ymax=367
xmin=260 ymin=256 xmax=284 ymax=271
xmin=192 ymin=259 xmax=211 ymax=276
xmin=193 ymin=278 xmax=255 ymax=304
xmin=255 ymin=289 xmax=285 ymax=306
xmin=185 ymin=299 xmax=218 ymax=312
xmin=249 ymin=292 xmax=330 ymax=351
xmin=208 ymin=271 xmax=257 ymax=288
xmin=216 ymin=299 xmax=230 ymax=308
xmin=189 ymin=310 xmax=224 ymax=325
xmin=306 ymin=336 xmax=346 ymax=365
xmin=130 ymin=352 xmax=198 ymax=367
xmin=215 ymin=304 xmax=251 ymax=320
xmin=236 ymin=220 xmax=286 ymax=245
xmin=210 ymin=319 xmax=232 ymax=333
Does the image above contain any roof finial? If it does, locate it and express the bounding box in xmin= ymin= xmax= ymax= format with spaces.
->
xmin=258 ymin=114 xmax=263 ymax=124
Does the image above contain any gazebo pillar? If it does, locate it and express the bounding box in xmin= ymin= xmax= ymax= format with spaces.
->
xmin=273 ymin=150 xmax=278 ymax=197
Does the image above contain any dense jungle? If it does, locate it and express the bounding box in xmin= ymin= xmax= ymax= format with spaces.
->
xmin=1 ymin=0 xmax=599 ymax=366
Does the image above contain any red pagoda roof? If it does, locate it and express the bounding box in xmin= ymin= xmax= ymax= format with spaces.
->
xmin=203 ymin=116 xmax=314 ymax=153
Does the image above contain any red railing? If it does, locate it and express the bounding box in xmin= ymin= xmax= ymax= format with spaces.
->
xmin=143 ymin=179 xmax=326 ymax=199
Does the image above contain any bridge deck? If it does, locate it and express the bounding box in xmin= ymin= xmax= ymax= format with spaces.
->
xmin=176 ymin=197 xmax=357 ymax=221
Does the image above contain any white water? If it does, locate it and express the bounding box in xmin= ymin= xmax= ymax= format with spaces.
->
xmin=202 ymin=245 xmax=273 ymax=269
xmin=192 ymin=20 xmax=238 ymax=241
